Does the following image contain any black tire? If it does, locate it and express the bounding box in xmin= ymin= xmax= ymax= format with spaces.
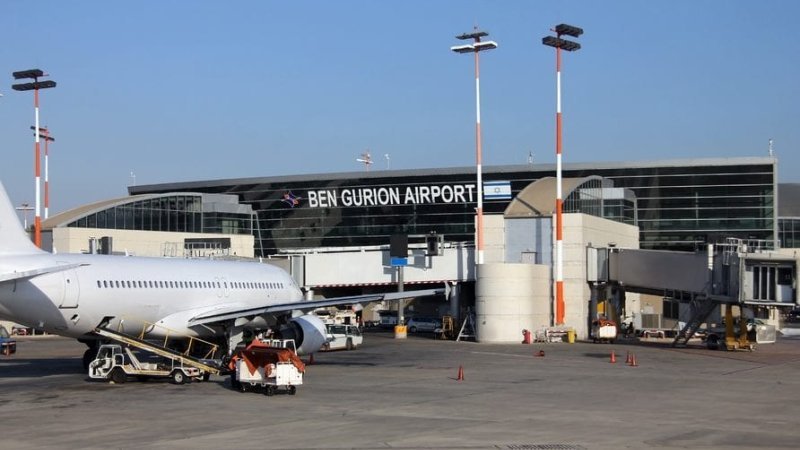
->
xmin=346 ymin=338 xmax=354 ymax=351
xmin=230 ymin=374 xmax=242 ymax=391
xmin=110 ymin=367 xmax=126 ymax=384
xmin=171 ymin=370 xmax=186 ymax=385
xmin=288 ymin=385 xmax=297 ymax=395
xmin=707 ymin=335 xmax=720 ymax=350
xmin=265 ymin=385 xmax=275 ymax=396
xmin=201 ymin=372 xmax=211 ymax=382
xmin=82 ymin=348 xmax=96 ymax=372
xmin=409 ymin=326 xmax=418 ymax=333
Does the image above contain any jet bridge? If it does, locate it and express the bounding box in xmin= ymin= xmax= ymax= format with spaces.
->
xmin=587 ymin=239 xmax=798 ymax=347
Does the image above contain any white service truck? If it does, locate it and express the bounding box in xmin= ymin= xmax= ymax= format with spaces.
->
xmin=88 ymin=344 xmax=206 ymax=384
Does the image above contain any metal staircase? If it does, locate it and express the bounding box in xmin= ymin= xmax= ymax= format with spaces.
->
xmin=672 ymin=297 xmax=719 ymax=347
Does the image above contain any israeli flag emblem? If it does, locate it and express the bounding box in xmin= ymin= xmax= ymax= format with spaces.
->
xmin=484 ymin=181 xmax=512 ymax=200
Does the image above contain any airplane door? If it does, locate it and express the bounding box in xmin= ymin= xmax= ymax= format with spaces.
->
xmin=60 ymin=268 xmax=80 ymax=309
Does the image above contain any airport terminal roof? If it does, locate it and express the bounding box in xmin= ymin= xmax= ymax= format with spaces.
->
xmin=129 ymin=156 xmax=775 ymax=194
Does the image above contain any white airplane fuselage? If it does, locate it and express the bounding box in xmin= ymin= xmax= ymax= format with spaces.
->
xmin=0 ymin=251 xmax=303 ymax=340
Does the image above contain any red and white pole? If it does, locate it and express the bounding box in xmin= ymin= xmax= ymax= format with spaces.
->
xmin=33 ymin=88 xmax=42 ymax=248
xmin=43 ymin=128 xmax=50 ymax=219
xmin=555 ymin=38 xmax=565 ymax=325
xmin=474 ymin=48 xmax=485 ymax=265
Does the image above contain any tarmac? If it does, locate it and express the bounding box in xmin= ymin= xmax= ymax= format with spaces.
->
xmin=1 ymin=331 xmax=800 ymax=450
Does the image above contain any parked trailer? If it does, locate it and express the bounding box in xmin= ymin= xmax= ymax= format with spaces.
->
xmin=88 ymin=344 xmax=207 ymax=384
xmin=229 ymin=339 xmax=305 ymax=396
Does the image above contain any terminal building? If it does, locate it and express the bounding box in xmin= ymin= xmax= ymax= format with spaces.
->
xmin=41 ymin=156 xmax=796 ymax=341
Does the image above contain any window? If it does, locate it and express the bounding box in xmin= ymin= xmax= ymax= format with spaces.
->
xmin=97 ymin=280 xmax=101 ymax=288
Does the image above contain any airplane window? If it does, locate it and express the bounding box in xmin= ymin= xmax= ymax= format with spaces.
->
xmin=96 ymin=280 xmax=101 ymax=288
xmin=169 ymin=281 xmax=173 ymax=288
xmin=103 ymin=280 xmax=108 ymax=288
xmin=149 ymin=281 xmax=153 ymax=288
xmin=126 ymin=281 xmax=131 ymax=288
xmin=224 ymin=282 xmax=228 ymax=289
xmin=138 ymin=281 xmax=143 ymax=288
xmin=115 ymin=281 xmax=120 ymax=288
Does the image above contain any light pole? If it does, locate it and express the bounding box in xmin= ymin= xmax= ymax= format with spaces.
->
xmin=30 ymin=126 xmax=55 ymax=219
xmin=451 ymin=28 xmax=497 ymax=265
xmin=543 ymin=24 xmax=583 ymax=326
xmin=12 ymin=69 xmax=57 ymax=248
xmin=15 ymin=203 xmax=33 ymax=229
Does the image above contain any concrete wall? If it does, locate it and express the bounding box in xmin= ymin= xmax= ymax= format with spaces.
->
xmin=563 ymin=214 xmax=640 ymax=339
xmin=475 ymin=263 xmax=551 ymax=343
xmin=48 ymin=228 xmax=255 ymax=258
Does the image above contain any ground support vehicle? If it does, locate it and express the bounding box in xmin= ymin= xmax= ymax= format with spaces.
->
xmin=229 ymin=339 xmax=305 ymax=396
xmin=321 ymin=324 xmax=363 ymax=351
xmin=88 ymin=344 xmax=206 ymax=384
xmin=0 ymin=325 xmax=16 ymax=355
xmin=87 ymin=320 xmax=222 ymax=383
xmin=591 ymin=319 xmax=617 ymax=343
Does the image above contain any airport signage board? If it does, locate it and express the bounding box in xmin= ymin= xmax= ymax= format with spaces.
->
xmin=306 ymin=184 xmax=478 ymax=208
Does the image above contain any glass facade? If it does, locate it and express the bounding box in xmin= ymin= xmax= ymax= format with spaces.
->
xmin=128 ymin=157 xmax=776 ymax=256
xmin=65 ymin=194 xmax=254 ymax=235
xmin=779 ymin=218 xmax=800 ymax=249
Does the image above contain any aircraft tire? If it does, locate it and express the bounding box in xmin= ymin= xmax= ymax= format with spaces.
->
xmin=82 ymin=348 xmax=95 ymax=372
xmin=288 ymin=385 xmax=297 ymax=395
xmin=265 ymin=385 xmax=275 ymax=396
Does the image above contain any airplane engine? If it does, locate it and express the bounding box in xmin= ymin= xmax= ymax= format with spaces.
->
xmin=278 ymin=314 xmax=327 ymax=355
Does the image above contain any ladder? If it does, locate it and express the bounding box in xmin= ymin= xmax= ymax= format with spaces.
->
xmin=94 ymin=318 xmax=222 ymax=375
xmin=456 ymin=313 xmax=476 ymax=341
xmin=672 ymin=297 xmax=718 ymax=347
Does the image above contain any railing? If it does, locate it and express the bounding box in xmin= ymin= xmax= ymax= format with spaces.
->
xmin=129 ymin=321 xmax=220 ymax=360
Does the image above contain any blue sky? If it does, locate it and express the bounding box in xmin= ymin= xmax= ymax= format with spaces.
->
xmin=2 ymin=1 xmax=798 ymax=212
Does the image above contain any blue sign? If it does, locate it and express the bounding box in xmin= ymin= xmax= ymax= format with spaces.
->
xmin=390 ymin=257 xmax=408 ymax=267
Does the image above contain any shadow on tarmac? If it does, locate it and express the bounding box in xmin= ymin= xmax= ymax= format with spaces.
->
xmin=0 ymin=357 xmax=83 ymax=378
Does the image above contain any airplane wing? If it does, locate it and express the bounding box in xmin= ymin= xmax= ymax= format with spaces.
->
xmin=0 ymin=263 xmax=87 ymax=284
xmin=187 ymin=288 xmax=443 ymax=327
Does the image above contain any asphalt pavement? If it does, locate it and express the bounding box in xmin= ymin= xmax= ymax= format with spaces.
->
xmin=1 ymin=331 xmax=799 ymax=449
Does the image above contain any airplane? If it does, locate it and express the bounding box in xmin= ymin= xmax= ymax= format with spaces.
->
xmin=0 ymin=181 xmax=442 ymax=368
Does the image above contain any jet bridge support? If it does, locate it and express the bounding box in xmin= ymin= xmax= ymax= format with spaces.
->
xmin=587 ymin=239 xmax=798 ymax=348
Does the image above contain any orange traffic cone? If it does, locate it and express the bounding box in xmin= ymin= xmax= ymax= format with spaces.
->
xmin=625 ymin=351 xmax=632 ymax=365
xmin=456 ymin=365 xmax=464 ymax=381
xmin=535 ymin=350 xmax=545 ymax=357
xmin=609 ymin=350 xmax=617 ymax=363
xmin=629 ymin=353 xmax=638 ymax=367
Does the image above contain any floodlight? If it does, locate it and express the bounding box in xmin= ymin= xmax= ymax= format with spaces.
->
xmin=456 ymin=31 xmax=488 ymax=40
xmin=12 ymin=80 xmax=57 ymax=91
xmin=13 ymin=69 xmax=45 ymax=80
xmin=542 ymin=36 xmax=581 ymax=52
xmin=554 ymin=24 xmax=583 ymax=37
xmin=451 ymin=44 xmax=475 ymax=54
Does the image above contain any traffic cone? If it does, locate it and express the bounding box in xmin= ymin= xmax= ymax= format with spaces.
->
xmin=535 ymin=350 xmax=545 ymax=357
xmin=609 ymin=350 xmax=616 ymax=363
xmin=625 ymin=351 xmax=632 ymax=365
xmin=456 ymin=365 xmax=464 ymax=381
xmin=630 ymin=353 xmax=638 ymax=367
